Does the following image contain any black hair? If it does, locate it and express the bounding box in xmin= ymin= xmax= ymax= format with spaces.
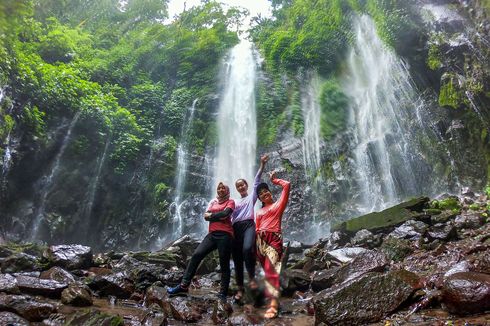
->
xmin=235 ymin=178 xmax=248 ymax=186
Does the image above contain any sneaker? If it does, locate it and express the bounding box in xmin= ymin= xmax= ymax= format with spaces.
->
xmin=167 ymin=284 xmax=188 ymax=296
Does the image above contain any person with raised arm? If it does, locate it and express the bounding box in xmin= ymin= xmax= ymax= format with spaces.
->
xmin=255 ymin=170 xmax=290 ymax=319
xmin=231 ymin=154 xmax=269 ymax=302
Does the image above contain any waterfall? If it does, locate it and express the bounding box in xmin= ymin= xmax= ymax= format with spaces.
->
xmin=301 ymin=72 xmax=322 ymax=178
xmin=82 ymin=135 xmax=110 ymax=229
xmin=214 ymin=40 xmax=257 ymax=197
xmin=345 ymin=15 xmax=426 ymax=213
xmin=31 ymin=112 xmax=81 ymax=240
xmin=1 ymin=87 xmax=13 ymax=179
xmin=172 ymin=98 xmax=198 ymax=237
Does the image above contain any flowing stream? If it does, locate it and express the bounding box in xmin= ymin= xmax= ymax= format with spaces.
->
xmin=31 ymin=112 xmax=81 ymax=240
xmin=214 ymin=40 xmax=257 ymax=198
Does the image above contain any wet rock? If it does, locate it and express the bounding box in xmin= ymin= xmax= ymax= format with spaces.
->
xmin=164 ymin=235 xmax=200 ymax=261
xmin=324 ymin=230 xmax=350 ymax=250
xmin=333 ymin=250 xmax=388 ymax=284
xmin=0 ymin=311 xmax=30 ymax=326
xmin=0 ymin=273 xmax=20 ymax=294
xmin=144 ymin=282 xmax=168 ymax=308
xmin=40 ymin=266 xmax=76 ymax=284
xmin=430 ymin=210 xmax=459 ymax=224
xmin=426 ymin=223 xmax=458 ymax=242
xmin=454 ymin=213 xmax=484 ymax=230
xmin=442 ymin=272 xmax=490 ymax=315
xmin=313 ymin=270 xmax=420 ymax=325
xmin=87 ymin=266 xmax=112 ymax=276
xmin=212 ymin=300 xmax=233 ymax=325
xmin=380 ymin=237 xmax=413 ymax=262
xmin=64 ymin=309 xmax=124 ymax=326
xmin=351 ymin=229 xmax=382 ymax=248
xmin=331 ymin=197 xmax=430 ymax=234
xmin=43 ymin=245 xmax=92 ymax=270
xmin=1 ymin=252 xmax=41 ymax=273
xmin=389 ymin=220 xmax=428 ymax=240
xmin=61 ymin=283 xmax=93 ymax=306
xmin=282 ymin=269 xmax=311 ymax=295
xmin=15 ymin=275 xmax=67 ymax=298
xmin=324 ymin=247 xmax=369 ymax=263
xmin=444 ymin=261 xmax=472 ymax=278
xmin=141 ymin=311 xmax=168 ymax=326
xmin=311 ymin=267 xmax=340 ymax=292
xmin=113 ymin=255 xmax=169 ymax=290
xmin=87 ymin=272 xmax=135 ymax=298
xmin=0 ymin=293 xmax=57 ymax=322
xmin=461 ymin=187 xmax=475 ymax=197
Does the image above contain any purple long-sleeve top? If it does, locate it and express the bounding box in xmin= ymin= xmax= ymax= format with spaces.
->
xmin=231 ymin=168 xmax=262 ymax=224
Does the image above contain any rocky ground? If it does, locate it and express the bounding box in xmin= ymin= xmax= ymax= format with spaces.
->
xmin=0 ymin=189 xmax=489 ymax=325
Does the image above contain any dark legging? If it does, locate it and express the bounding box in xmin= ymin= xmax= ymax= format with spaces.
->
xmin=232 ymin=219 xmax=256 ymax=287
xmin=182 ymin=231 xmax=232 ymax=296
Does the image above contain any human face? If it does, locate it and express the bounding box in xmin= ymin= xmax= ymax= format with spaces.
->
xmin=258 ymin=188 xmax=273 ymax=205
xmin=217 ymin=183 xmax=228 ymax=198
xmin=235 ymin=179 xmax=248 ymax=197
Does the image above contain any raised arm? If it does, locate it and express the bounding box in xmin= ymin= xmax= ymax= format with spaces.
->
xmin=270 ymin=171 xmax=290 ymax=214
xmin=253 ymin=154 xmax=269 ymax=202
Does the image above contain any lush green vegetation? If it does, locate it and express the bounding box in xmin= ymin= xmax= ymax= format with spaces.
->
xmin=0 ymin=0 xmax=241 ymax=248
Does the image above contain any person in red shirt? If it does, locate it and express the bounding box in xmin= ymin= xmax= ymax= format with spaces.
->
xmin=167 ymin=182 xmax=235 ymax=302
xmin=255 ymin=171 xmax=290 ymax=319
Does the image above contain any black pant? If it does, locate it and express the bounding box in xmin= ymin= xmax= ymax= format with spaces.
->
xmin=232 ymin=219 xmax=256 ymax=287
xmin=182 ymin=231 xmax=232 ymax=296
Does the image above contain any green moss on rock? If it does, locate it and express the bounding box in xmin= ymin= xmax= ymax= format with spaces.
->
xmin=332 ymin=197 xmax=430 ymax=234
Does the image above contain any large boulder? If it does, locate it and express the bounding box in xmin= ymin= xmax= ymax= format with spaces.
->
xmin=40 ymin=266 xmax=76 ymax=284
xmin=43 ymin=245 xmax=92 ymax=270
xmin=331 ymin=197 xmax=430 ymax=234
xmin=1 ymin=253 xmax=41 ymax=273
xmin=0 ymin=293 xmax=58 ymax=322
xmin=441 ymin=272 xmax=490 ymax=315
xmin=15 ymin=275 xmax=67 ymax=298
xmin=0 ymin=273 xmax=20 ymax=294
xmin=313 ymin=270 xmax=420 ymax=325
xmin=87 ymin=272 xmax=135 ymax=298
xmin=0 ymin=311 xmax=30 ymax=326
xmin=281 ymin=269 xmax=311 ymax=295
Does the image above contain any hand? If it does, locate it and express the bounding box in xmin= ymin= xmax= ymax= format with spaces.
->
xmin=260 ymin=154 xmax=269 ymax=165
xmin=204 ymin=212 xmax=212 ymax=221
xmin=269 ymin=171 xmax=276 ymax=181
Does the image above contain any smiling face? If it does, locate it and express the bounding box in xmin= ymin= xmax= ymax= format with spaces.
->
xmin=235 ymin=179 xmax=248 ymax=197
xmin=258 ymin=188 xmax=273 ymax=205
xmin=217 ymin=183 xmax=228 ymax=198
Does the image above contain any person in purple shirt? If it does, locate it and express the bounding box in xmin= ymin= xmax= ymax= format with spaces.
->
xmin=232 ymin=154 xmax=269 ymax=302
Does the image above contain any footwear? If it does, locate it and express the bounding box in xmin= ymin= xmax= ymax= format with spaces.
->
xmin=264 ymin=305 xmax=278 ymax=319
xmin=233 ymin=287 xmax=243 ymax=304
xmin=167 ymin=284 xmax=188 ymax=296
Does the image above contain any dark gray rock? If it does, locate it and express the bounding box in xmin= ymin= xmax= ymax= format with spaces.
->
xmin=0 ymin=311 xmax=30 ymax=326
xmin=87 ymin=272 xmax=135 ymax=298
xmin=324 ymin=247 xmax=369 ymax=263
xmin=1 ymin=253 xmax=41 ymax=273
xmin=0 ymin=273 xmax=20 ymax=294
xmin=427 ymin=223 xmax=458 ymax=241
xmin=351 ymin=229 xmax=382 ymax=248
xmin=281 ymin=269 xmax=311 ymax=295
xmin=15 ymin=275 xmax=67 ymax=298
xmin=389 ymin=220 xmax=428 ymax=240
xmin=64 ymin=309 xmax=124 ymax=325
xmin=311 ymin=267 xmax=340 ymax=292
xmin=43 ymin=245 xmax=92 ymax=270
xmin=332 ymin=250 xmax=388 ymax=284
xmin=313 ymin=270 xmax=420 ymax=325
xmin=454 ymin=213 xmax=485 ymax=230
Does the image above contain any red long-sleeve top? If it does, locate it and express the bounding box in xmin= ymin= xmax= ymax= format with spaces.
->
xmin=255 ymin=178 xmax=290 ymax=233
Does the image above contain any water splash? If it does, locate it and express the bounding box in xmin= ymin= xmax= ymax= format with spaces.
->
xmin=214 ymin=40 xmax=257 ymax=198
xmin=345 ymin=15 xmax=425 ymax=213
xmin=31 ymin=112 xmax=81 ymax=240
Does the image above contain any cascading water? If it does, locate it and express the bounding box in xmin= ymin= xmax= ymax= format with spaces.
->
xmin=345 ymin=15 xmax=432 ymax=213
xmin=214 ymin=40 xmax=257 ymax=197
xmin=82 ymin=135 xmax=111 ymax=228
xmin=31 ymin=111 xmax=81 ymax=240
xmin=301 ymin=72 xmax=322 ymax=179
xmin=172 ymin=98 xmax=198 ymax=237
